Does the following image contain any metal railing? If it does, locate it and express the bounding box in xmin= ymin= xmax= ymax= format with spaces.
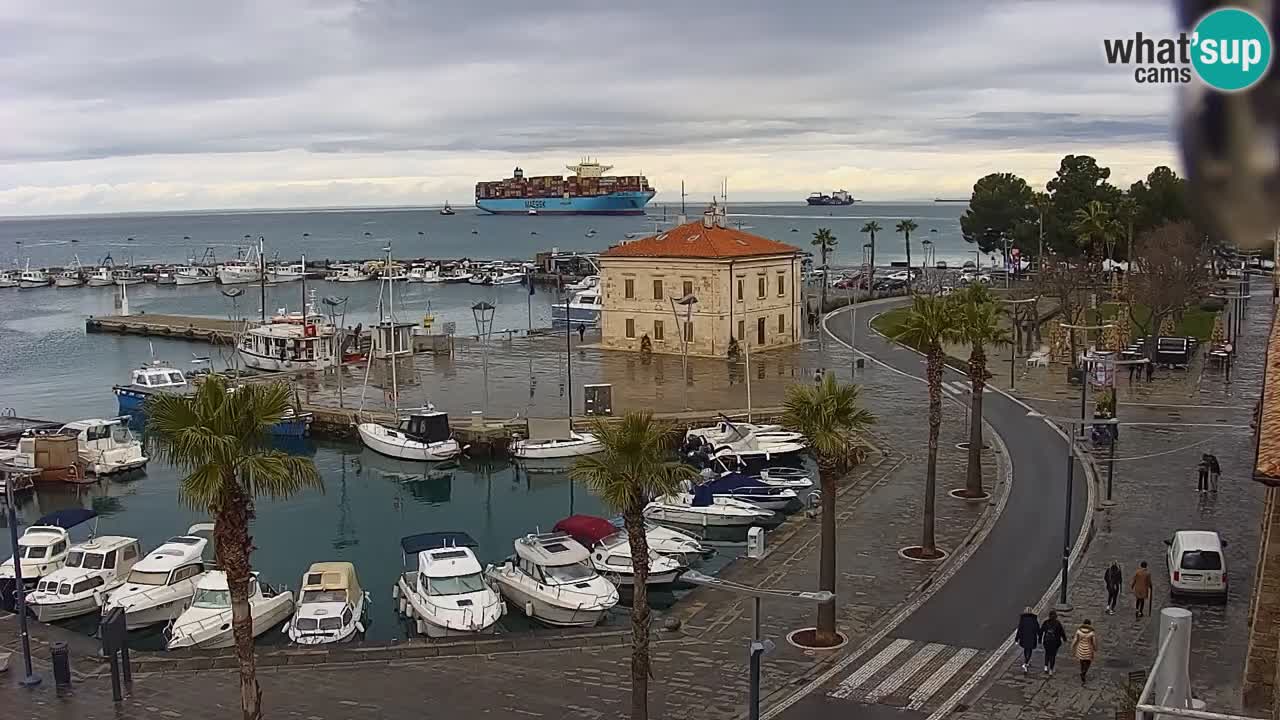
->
xmin=1134 ymin=608 xmax=1266 ymax=720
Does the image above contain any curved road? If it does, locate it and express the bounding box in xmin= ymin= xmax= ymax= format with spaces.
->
xmin=772 ymin=299 xmax=1089 ymax=720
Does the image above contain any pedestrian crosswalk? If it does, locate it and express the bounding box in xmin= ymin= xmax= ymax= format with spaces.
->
xmin=941 ymin=380 xmax=991 ymax=397
xmin=827 ymin=638 xmax=986 ymax=712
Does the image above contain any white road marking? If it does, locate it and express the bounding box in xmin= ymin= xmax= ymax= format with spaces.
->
xmin=828 ymin=639 xmax=913 ymax=699
xmin=907 ymin=647 xmax=977 ymax=710
xmin=864 ymin=643 xmax=945 ymax=703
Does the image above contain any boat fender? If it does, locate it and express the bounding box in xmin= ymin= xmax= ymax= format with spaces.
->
xmin=524 ymin=601 xmax=535 ymax=618
xmin=415 ymin=618 xmax=427 ymax=635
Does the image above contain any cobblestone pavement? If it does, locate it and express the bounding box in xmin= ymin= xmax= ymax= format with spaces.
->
xmin=2 ymin=344 xmax=1003 ymax=719
xmin=951 ymin=295 xmax=1270 ymax=720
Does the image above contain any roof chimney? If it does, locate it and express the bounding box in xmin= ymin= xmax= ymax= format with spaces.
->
xmin=702 ymin=207 xmax=714 ymax=228
xmin=714 ymin=204 xmax=727 ymax=229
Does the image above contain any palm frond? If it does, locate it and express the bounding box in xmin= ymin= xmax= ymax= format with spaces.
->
xmin=570 ymin=412 xmax=697 ymax=513
xmin=894 ymin=294 xmax=959 ymax=352
xmin=238 ymin=451 xmax=325 ymax=501
xmin=782 ymin=374 xmax=875 ymax=462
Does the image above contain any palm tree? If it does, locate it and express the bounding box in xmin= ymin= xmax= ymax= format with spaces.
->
xmin=953 ymin=285 xmax=1011 ymax=498
xmin=812 ymin=228 xmax=838 ymax=312
xmin=1071 ymin=200 xmax=1114 ymax=258
xmin=570 ymin=412 xmax=697 ymax=720
xmin=894 ymin=295 xmax=959 ymax=558
xmin=860 ymin=221 xmax=881 ymax=290
xmin=896 ymin=219 xmax=919 ymax=293
xmin=782 ymin=375 xmax=876 ymax=646
xmin=145 ymin=375 xmax=322 ymax=720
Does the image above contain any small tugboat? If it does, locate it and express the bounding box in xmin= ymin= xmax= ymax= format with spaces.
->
xmin=484 ymin=532 xmax=618 ymax=627
xmin=394 ymin=532 xmax=504 ymax=637
xmin=101 ymin=523 xmax=215 ymax=630
xmin=440 ymin=202 xmax=456 ymax=216
xmin=286 ymin=562 xmax=369 ymax=645
xmin=28 ymin=536 xmax=143 ymax=622
xmin=166 ymin=570 xmax=295 ymax=650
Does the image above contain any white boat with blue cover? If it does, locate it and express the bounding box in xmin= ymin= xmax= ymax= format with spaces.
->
xmin=394 ymin=532 xmax=504 ymax=637
xmin=643 ymin=486 xmax=775 ymax=527
xmin=699 ymin=473 xmax=798 ymax=511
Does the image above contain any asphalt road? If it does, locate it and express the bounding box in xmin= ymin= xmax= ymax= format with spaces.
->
xmin=774 ymin=299 xmax=1089 ymax=719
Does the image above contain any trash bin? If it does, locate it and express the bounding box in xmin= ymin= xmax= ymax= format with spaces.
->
xmin=51 ymin=641 xmax=71 ymax=688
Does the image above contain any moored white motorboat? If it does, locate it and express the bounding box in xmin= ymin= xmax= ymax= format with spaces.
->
xmin=268 ymin=263 xmax=305 ymax=282
xmin=406 ymin=264 xmax=440 ymax=283
xmin=551 ymin=288 xmax=602 ymax=326
xmin=175 ymin=265 xmax=216 ymax=285
xmin=358 ymin=411 xmax=461 ymax=461
xmin=101 ymin=523 xmax=215 ymax=630
xmin=330 ymin=264 xmax=373 ymax=282
xmin=757 ymin=466 xmax=815 ymax=489
xmin=0 ymin=509 xmax=97 ymax=610
xmin=685 ymin=420 xmax=805 ymax=448
xmin=0 ymin=270 xmax=17 ymax=288
xmin=86 ymin=261 xmax=117 ymax=287
xmin=643 ymin=486 xmax=775 ymax=527
xmin=553 ymin=516 xmax=684 ymax=587
xmin=484 ymin=532 xmax=618 ymax=627
xmin=55 ymin=258 xmax=85 ymax=287
xmin=17 ymin=267 xmax=52 ymax=289
xmin=394 ymin=532 xmax=504 ymax=637
xmin=439 ymin=267 xmax=472 ymax=283
xmin=59 ymin=418 xmax=148 ymax=475
xmin=490 ymin=271 xmax=524 ymax=285
xmin=564 ymin=275 xmax=600 ymax=292
xmin=166 ymin=570 xmax=295 ymax=650
xmin=286 ymin=562 xmax=369 ymax=645
xmin=511 ymin=419 xmax=603 ymax=460
xmin=113 ymin=267 xmax=145 ymax=285
xmin=216 ymin=243 xmax=263 ymax=285
xmin=28 ymin=536 xmax=143 ymax=622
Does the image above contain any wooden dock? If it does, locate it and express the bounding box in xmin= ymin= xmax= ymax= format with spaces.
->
xmin=86 ymin=314 xmax=245 ymax=344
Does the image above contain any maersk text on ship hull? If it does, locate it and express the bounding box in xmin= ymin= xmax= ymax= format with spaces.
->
xmin=476 ymin=191 xmax=655 ymax=216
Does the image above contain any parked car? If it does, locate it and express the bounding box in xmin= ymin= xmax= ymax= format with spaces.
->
xmin=1165 ymin=530 xmax=1228 ymax=599
xmin=959 ymin=273 xmax=992 ymax=286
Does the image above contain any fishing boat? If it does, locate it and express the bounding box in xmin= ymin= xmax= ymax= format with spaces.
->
xmin=216 ymin=243 xmax=263 ymax=285
xmin=439 ymin=265 xmax=473 ymax=283
xmin=27 ymin=536 xmax=143 ymax=622
xmin=238 ymin=302 xmax=340 ymax=372
xmin=101 ymin=523 xmax=215 ymax=630
xmin=406 ymin=264 xmax=440 ymax=283
xmin=55 ymin=258 xmax=85 ymax=287
xmin=176 ymin=248 xmax=218 ymax=285
xmin=17 ymin=266 xmax=52 ymax=289
xmin=358 ymin=411 xmax=461 ymax=461
xmin=286 ymin=562 xmax=369 ymax=645
xmin=484 ymin=532 xmax=618 ymax=627
xmin=113 ymin=266 xmax=145 ymax=286
xmin=0 ymin=269 xmax=17 ymax=288
xmin=643 ymin=485 xmax=775 ymax=527
xmin=0 ymin=509 xmax=96 ymax=609
xmin=467 ymin=272 xmax=491 ymax=285
xmin=154 ymin=267 xmax=178 ymax=285
xmin=553 ymin=516 xmax=684 ymax=587
xmin=440 ymin=202 xmax=456 ymax=216
xmin=166 ymin=570 xmax=295 ymax=650
xmin=85 ymin=256 xmax=118 ymax=287
xmin=511 ymin=418 xmax=603 ymax=460
xmin=699 ymin=473 xmax=798 ymax=511
xmin=59 ymin=418 xmax=148 ymax=475
xmin=393 ymin=532 xmax=504 ymax=637
xmin=267 ymin=262 xmax=305 ymax=283
xmin=551 ymin=288 xmax=602 ymax=326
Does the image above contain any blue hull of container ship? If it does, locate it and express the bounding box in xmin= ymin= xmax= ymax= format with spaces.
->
xmin=476 ymin=191 xmax=655 ymax=216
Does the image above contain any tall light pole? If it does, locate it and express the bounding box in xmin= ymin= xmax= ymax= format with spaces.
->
xmin=1061 ymin=322 xmax=1114 ymax=438
xmin=671 ymin=294 xmax=698 ymax=410
xmin=472 ymin=301 xmax=495 ymax=415
xmin=1026 ymin=412 xmax=1119 ymax=613
xmin=4 ymin=463 xmax=41 ymax=687
xmin=1099 ymin=357 xmax=1149 ymax=508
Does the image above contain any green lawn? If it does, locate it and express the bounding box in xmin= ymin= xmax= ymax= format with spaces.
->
xmin=870 ymin=307 xmax=913 ymax=347
xmin=1090 ymin=302 xmax=1217 ymax=340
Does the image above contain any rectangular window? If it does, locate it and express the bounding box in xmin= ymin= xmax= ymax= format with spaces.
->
xmin=653 ymin=320 xmax=664 ymax=341
xmin=684 ymin=321 xmax=693 ymax=342
xmin=737 ymin=278 xmax=744 ymax=303
xmin=757 ymin=317 xmax=766 ymax=345
xmin=777 ymin=274 xmax=785 ymax=297
xmin=778 ymin=313 xmax=785 ymax=333
xmin=738 ymin=320 xmax=745 ymax=342
xmin=653 ymin=279 xmax=663 ymax=300
xmin=624 ymin=278 xmax=634 ymax=299
xmin=682 ymin=280 xmax=693 ymax=297
xmin=625 ymin=318 xmax=635 ymax=338
xmin=757 ymin=276 xmax=766 ymax=299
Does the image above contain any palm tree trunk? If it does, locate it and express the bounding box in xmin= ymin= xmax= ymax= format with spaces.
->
xmin=216 ymin=483 xmax=262 ymax=720
xmin=820 ymin=245 xmax=829 ymax=313
xmin=868 ymin=234 xmax=876 ymax=292
xmin=965 ymin=346 xmax=986 ymax=497
xmin=816 ymin=457 xmax=838 ymax=645
xmin=904 ymin=233 xmax=913 ymax=293
xmin=923 ymin=350 xmax=941 ymax=554
xmin=622 ymin=504 xmax=651 ymax=720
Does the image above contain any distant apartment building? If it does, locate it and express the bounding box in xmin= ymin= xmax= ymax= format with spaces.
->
xmin=597 ymin=204 xmax=803 ymax=358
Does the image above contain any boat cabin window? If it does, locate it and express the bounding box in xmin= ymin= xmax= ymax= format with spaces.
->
xmin=52 ymin=540 xmax=67 ymax=556
xmin=543 ymin=564 xmax=595 ymax=584
xmin=59 ymin=582 xmax=73 ymax=595
xmin=103 ymin=550 xmax=117 ymax=569
xmin=85 ymin=424 xmax=111 ymax=441
xmin=65 ymin=550 xmax=84 ymax=568
xmin=111 ymin=425 xmax=130 ymax=443
xmin=425 ymin=573 xmax=487 ymax=595
xmin=605 ymin=555 xmax=632 ymax=569
xmin=79 ymin=552 xmax=106 ymax=570
xmin=134 ymin=373 xmax=149 ymax=386
xmin=120 ymin=544 xmax=139 ymax=563
xmin=167 ymin=371 xmax=184 ymax=384
xmin=302 ymin=589 xmax=347 ymax=604
xmin=126 ymin=569 xmax=171 ymax=586
xmin=319 ymin=616 xmax=343 ymax=631
xmin=24 ymin=545 xmax=49 ymax=559
xmin=192 ymin=587 xmax=231 ymax=609
xmin=73 ymin=576 xmax=105 ymax=594
xmin=342 ymin=607 xmax=354 ymax=626
xmin=172 ymin=564 xmax=204 ymax=583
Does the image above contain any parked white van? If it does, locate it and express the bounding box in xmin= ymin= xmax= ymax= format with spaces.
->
xmin=1165 ymin=531 xmax=1227 ymax=599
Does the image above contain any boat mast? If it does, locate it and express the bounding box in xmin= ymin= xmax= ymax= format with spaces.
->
xmin=258 ymin=236 xmax=266 ymax=324
xmin=300 ymin=251 xmax=306 ymax=320
xmin=565 ymin=286 xmax=572 ymax=420
xmin=387 ymin=244 xmax=398 ymax=413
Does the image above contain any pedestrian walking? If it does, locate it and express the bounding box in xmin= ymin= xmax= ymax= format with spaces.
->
xmin=1040 ymin=610 xmax=1067 ymax=675
xmin=1145 ymin=361 xmax=1155 ymax=382
xmin=577 ymin=323 xmax=586 ymax=342
xmin=1128 ymin=363 xmax=1137 ymax=383
xmin=1209 ymin=453 xmax=1222 ymax=491
xmin=1071 ymin=619 xmax=1098 ymax=686
xmin=1132 ymin=561 xmax=1153 ymax=618
xmin=1197 ymin=454 xmax=1211 ymax=493
xmin=1016 ymin=607 xmax=1040 ymax=673
xmin=1104 ymin=561 xmax=1122 ymax=615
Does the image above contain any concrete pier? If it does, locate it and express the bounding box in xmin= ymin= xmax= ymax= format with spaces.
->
xmin=85 ymin=313 xmax=246 ymax=344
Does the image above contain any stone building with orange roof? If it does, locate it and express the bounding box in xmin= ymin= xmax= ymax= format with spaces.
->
xmin=596 ymin=204 xmax=803 ymax=357
xmin=1245 ymin=309 xmax=1280 ymax=714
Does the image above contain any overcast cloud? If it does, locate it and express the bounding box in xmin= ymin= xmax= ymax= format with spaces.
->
xmin=0 ymin=0 xmax=1182 ymax=215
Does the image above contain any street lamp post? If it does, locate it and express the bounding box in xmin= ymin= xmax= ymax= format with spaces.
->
xmin=681 ymin=570 xmax=834 ymax=720
xmin=1026 ymin=412 xmax=1120 ymax=613
xmin=671 ymin=294 xmax=698 ymax=410
xmin=1099 ymin=356 xmax=1148 ymax=508
xmin=3 ymin=463 xmax=41 ymax=687
xmin=1060 ymin=322 xmax=1115 ymax=438
xmin=471 ymin=301 xmax=495 ymax=414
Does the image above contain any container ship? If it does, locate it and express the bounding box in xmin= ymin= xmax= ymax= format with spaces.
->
xmin=806 ymin=190 xmax=855 ymax=206
xmin=475 ymin=160 xmax=655 ymax=215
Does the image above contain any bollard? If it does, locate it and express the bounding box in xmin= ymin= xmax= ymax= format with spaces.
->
xmin=50 ymin=641 xmax=71 ymax=689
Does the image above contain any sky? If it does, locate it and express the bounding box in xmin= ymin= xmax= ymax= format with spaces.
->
xmin=0 ymin=0 xmax=1185 ymax=216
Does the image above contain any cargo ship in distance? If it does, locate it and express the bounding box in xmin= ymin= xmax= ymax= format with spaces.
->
xmin=475 ymin=160 xmax=655 ymax=216
xmin=806 ymin=190 xmax=855 ymax=206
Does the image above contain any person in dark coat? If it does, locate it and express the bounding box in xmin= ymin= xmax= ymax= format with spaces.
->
xmin=1197 ymin=454 xmax=1211 ymax=493
xmin=1145 ymin=361 xmax=1155 ymax=382
xmin=1208 ymin=453 xmax=1222 ymax=491
xmin=1016 ymin=607 xmax=1040 ymax=673
xmin=1104 ymin=561 xmax=1122 ymax=615
xmin=1039 ymin=610 xmax=1067 ymax=675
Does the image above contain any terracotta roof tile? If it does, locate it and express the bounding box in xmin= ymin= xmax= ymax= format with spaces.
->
xmin=600 ymin=219 xmax=801 ymax=260
xmin=1254 ymin=309 xmax=1280 ymax=484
